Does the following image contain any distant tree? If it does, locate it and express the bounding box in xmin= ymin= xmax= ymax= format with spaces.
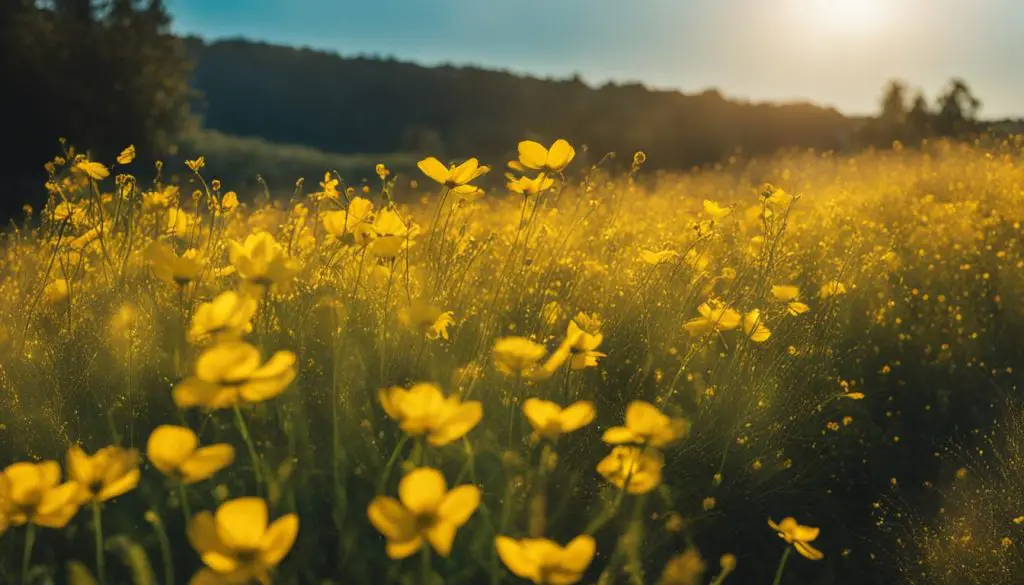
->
xmin=880 ymin=80 xmax=908 ymax=126
xmin=935 ymin=78 xmax=982 ymax=138
xmin=0 ymin=0 xmax=191 ymax=217
xmin=906 ymin=92 xmax=933 ymax=140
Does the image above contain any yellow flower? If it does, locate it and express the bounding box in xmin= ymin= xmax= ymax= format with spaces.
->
xmin=43 ymin=278 xmax=69 ymax=304
xmin=67 ymin=446 xmax=140 ymax=503
xmin=742 ymin=310 xmax=772 ymax=343
xmin=186 ymin=157 xmax=206 ymax=172
xmin=228 ymin=232 xmax=300 ymax=289
xmin=417 ymin=156 xmax=490 ymax=192
xmin=565 ymin=319 xmax=605 ymax=370
xmin=147 ymin=425 xmax=235 ymax=484
xmin=165 ymin=207 xmax=199 ymax=238
xmin=188 ymin=291 xmax=258 ymax=345
xmin=819 ymin=280 xmax=848 ymax=299
xmin=507 ymin=173 xmax=555 ymax=196
xmin=368 ymin=208 xmax=418 ymax=258
xmin=315 ymin=172 xmax=340 ymax=201
xmin=144 ymin=186 xmax=178 ymax=212
xmin=596 ymin=446 xmax=664 ymax=494
xmin=1 ymin=461 xmax=82 ymax=528
xmin=322 ymin=196 xmax=374 ymax=243
xmin=376 ymin=163 xmax=390 ymax=179
xmin=702 ymin=200 xmax=732 ymax=220
xmin=495 ymin=534 xmax=595 ymax=585
xmin=522 ymin=399 xmax=595 ymax=440
xmin=768 ymin=517 xmax=824 ymax=560
xmin=764 ymin=187 xmax=794 ymax=207
xmin=75 ymin=160 xmax=109 ymax=181
xmin=146 ymin=242 xmax=207 ymax=286
xmin=493 ymin=337 xmax=548 ymax=376
xmin=771 ymin=285 xmax=810 ymax=316
xmin=220 ymin=191 xmax=239 ymax=212
xmin=368 ymin=467 xmax=480 ymax=559
xmin=682 ymin=300 xmax=741 ymax=336
xmin=399 ymin=299 xmax=455 ymax=341
xmin=188 ymin=497 xmax=298 ymax=584
xmin=117 ymin=145 xmax=136 ymax=165
xmin=602 ymin=401 xmax=688 ymax=447
xmin=639 ymin=249 xmax=679 ymax=265
xmin=378 ymin=383 xmax=482 ymax=446
xmin=513 ymin=139 xmax=576 ymax=173
xmin=173 ymin=341 xmax=298 ymax=410
xmin=659 ymin=548 xmax=706 ymax=585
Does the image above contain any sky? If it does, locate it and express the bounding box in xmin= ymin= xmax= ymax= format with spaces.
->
xmin=169 ymin=0 xmax=1024 ymax=118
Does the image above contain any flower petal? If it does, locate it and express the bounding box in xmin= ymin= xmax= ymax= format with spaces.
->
xmin=367 ymin=496 xmax=416 ymax=541
xmin=559 ymin=401 xmax=596 ymax=433
xmin=215 ymin=497 xmax=268 ymax=550
xmin=259 ymin=513 xmax=299 ymax=567
xmin=426 ymin=521 xmax=457 ymax=557
xmin=496 ymin=536 xmax=541 ymax=582
xmin=438 ymin=485 xmax=480 ymax=527
xmin=399 ymin=468 xmax=447 ymax=515
xmin=180 ymin=444 xmax=236 ymax=484
xmin=417 ymin=157 xmax=450 ymax=185
xmin=147 ymin=425 xmax=199 ymax=475
xmin=517 ymin=141 xmax=548 ymax=170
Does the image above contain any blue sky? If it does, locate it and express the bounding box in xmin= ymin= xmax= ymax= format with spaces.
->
xmin=169 ymin=0 xmax=1024 ymax=118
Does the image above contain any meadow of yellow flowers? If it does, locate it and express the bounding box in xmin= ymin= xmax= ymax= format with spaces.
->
xmin=0 ymin=137 xmax=1021 ymax=584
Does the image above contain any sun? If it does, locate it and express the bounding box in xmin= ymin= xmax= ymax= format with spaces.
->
xmin=792 ymin=0 xmax=893 ymax=36
xmin=825 ymin=0 xmax=889 ymax=27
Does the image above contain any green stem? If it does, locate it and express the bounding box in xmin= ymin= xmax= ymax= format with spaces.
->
xmin=92 ymin=501 xmax=107 ymax=585
xmin=420 ymin=543 xmax=432 ymax=585
xmin=377 ymin=435 xmax=410 ymax=493
xmin=21 ymin=523 xmax=36 ymax=585
xmin=772 ymin=546 xmax=792 ymax=585
xmin=178 ymin=482 xmax=193 ymax=523
xmin=146 ymin=510 xmax=175 ymax=585
xmin=233 ymin=405 xmax=264 ymax=490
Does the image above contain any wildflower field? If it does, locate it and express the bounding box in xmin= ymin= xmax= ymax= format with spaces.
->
xmin=0 ymin=137 xmax=1022 ymax=585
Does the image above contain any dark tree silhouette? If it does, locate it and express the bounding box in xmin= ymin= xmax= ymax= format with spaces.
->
xmin=0 ymin=0 xmax=192 ymax=218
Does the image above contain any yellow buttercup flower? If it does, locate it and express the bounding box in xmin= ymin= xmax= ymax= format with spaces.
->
xmin=228 ymin=232 xmax=300 ymax=289
xmin=378 ymin=383 xmax=482 ymax=446
xmin=495 ymin=534 xmax=595 ymax=585
xmin=146 ymin=242 xmax=207 ymax=286
xmin=187 ymin=497 xmax=298 ymax=584
xmin=322 ymin=196 xmax=374 ymax=243
xmin=507 ymin=173 xmax=555 ymax=196
xmin=602 ymin=401 xmax=688 ymax=447
xmin=702 ymin=200 xmax=732 ymax=220
xmin=417 ymin=156 xmax=490 ymax=192
xmin=367 ymin=467 xmax=480 ymax=559
xmin=399 ymin=299 xmax=455 ymax=341
xmin=536 ymin=318 xmax=606 ymax=376
xmin=682 ymin=300 xmax=741 ymax=336
xmin=165 ymin=207 xmax=199 ymax=238
xmin=522 ymin=399 xmax=595 ymax=440
xmin=75 ymin=160 xmax=109 ymax=181
xmin=768 ymin=517 xmax=824 ymax=560
xmin=819 ymin=280 xmax=848 ymax=299
xmin=512 ymin=139 xmax=576 ymax=173
xmin=771 ymin=285 xmax=810 ymax=316
xmin=596 ymin=446 xmax=664 ymax=494
xmin=173 ymin=341 xmax=298 ymax=410
xmin=42 ymin=278 xmax=69 ymax=304
xmin=493 ymin=337 xmax=547 ymax=376
xmin=639 ymin=249 xmax=679 ymax=265
xmin=188 ymin=291 xmax=258 ymax=344
xmin=116 ymin=145 xmax=136 ymax=165
xmin=367 ymin=207 xmax=418 ymax=258
xmin=742 ymin=310 xmax=771 ymax=343
xmin=1 ymin=461 xmax=82 ymax=528
xmin=147 ymin=425 xmax=235 ymax=484
xmin=67 ymin=446 xmax=140 ymax=503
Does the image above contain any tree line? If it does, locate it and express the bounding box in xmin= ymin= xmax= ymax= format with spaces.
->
xmin=2 ymin=1 xmax=1018 ymax=220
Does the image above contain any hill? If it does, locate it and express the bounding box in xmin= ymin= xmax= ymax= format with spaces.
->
xmin=184 ymin=37 xmax=862 ymax=169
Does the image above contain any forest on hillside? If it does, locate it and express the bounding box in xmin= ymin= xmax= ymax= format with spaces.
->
xmin=184 ymin=38 xmax=860 ymax=170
